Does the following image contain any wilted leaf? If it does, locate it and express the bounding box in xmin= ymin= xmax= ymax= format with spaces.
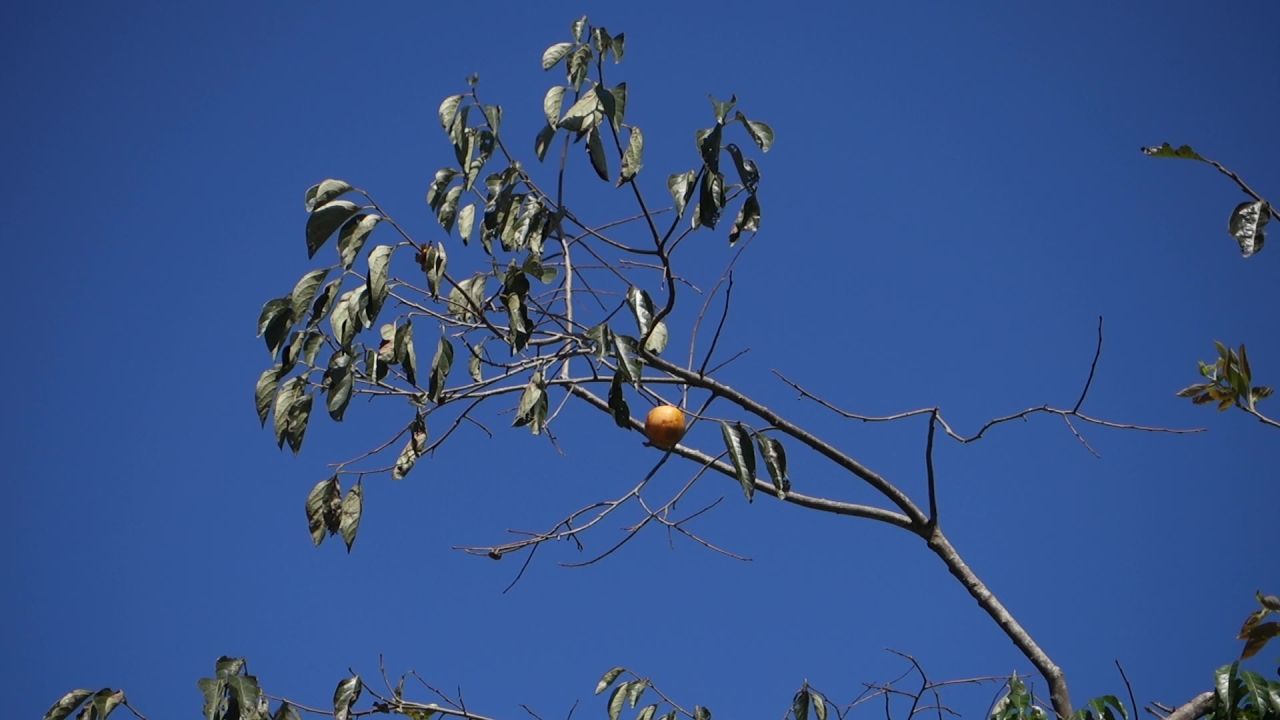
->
xmin=611 ymin=33 xmax=626 ymax=61
xmin=338 ymin=213 xmax=381 ymax=270
xmin=756 ymin=432 xmax=789 ymax=497
xmin=613 ymin=334 xmax=643 ymax=386
xmin=810 ymin=690 xmax=827 ymax=720
xmin=339 ymin=485 xmax=362 ymax=552
xmin=447 ymin=273 xmax=487 ymax=323
xmin=595 ymin=667 xmax=627 ymax=695
xmin=305 ymin=476 xmax=341 ymax=546
xmin=273 ymin=702 xmax=303 ymax=720
xmin=513 ymin=371 xmax=548 ymax=434
xmin=427 ymin=336 xmax=454 ymax=403
xmin=273 ymin=376 xmax=305 ymax=448
xmin=729 ymin=193 xmax=760 ymax=245
xmin=468 ymin=343 xmax=484 ymax=382
xmin=330 ymin=285 xmax=368 ymax=348
xmin=1241 ymin=621 xmax=1280 ymax=659
xmin=397 ymin=321 xmax=418 ymax=387
xmin=307 ymin=200 xmax=361 ymax=258
xmin=608 ymin=371 xmax=630 ymax=428
xmin=568 ymin=45 xmax=591 ymax=90
xmin=1228 ymin=200 xmax=1269 ymax=257
xmin=643 ymin=321 xmax=668 ymax=355
xmin=693 ymin=707 xmax=711 ymax=720
xmin=626 ymin=286 xmax=657 ymax=338
xmin=42 ymin=689 xmax=93 ymax=720
xmin=332 ymin=675 xmax=361 ymax=720
xmin=560 ymin=92 xmax=602 ymax=134
xmin=1260 ymin=592 xmax=1280 ymax=611
xmin=720 ymin=421 xmax=756 ymax=501
xmin=1140 ymin=143 xmax=1204 ymax=161
xmin=619 ymin=126 xmax=643 ymax=185
xmin=366 ymin=244 xmax=393 ymax=319
xmin=733 ymin=111 xmax=774 ymax=152
xmin=607 ymin=683 xmax=628 ymax=720
xmin=535 ymin=123 xmax=556 ymax=161
xmin=392 ymin=416 xmax=428 ymax=481
xmin=306 ymin=179 xmax=354 ymax=213
xmin=696 ymin=171 xmax=725 ymax=229
xmin=724 ymin=143 xmax=759 ymax=190
xmin=636 ymin=706 xmax=657 ymax=720
xmin=625 ymin=680 xmax=647 ymax=708
xmin=793 ymin=687 xmax=810 ymax=720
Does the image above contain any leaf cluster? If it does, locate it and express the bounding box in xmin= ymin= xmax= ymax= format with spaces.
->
xmin=1176 ymin=342 xmax=1272 ymax=412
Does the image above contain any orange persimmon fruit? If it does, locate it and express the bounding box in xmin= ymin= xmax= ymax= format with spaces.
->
xmin=644 ymin=405 xmax=686 ymax=449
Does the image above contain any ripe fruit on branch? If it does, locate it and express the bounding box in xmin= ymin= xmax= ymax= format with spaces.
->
xmin=644 ymin=405 xmax=686 ymax=449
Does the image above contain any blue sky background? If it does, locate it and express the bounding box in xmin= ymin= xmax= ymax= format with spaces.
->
xmin=6 ymin=2 xmax=1278 ymax=718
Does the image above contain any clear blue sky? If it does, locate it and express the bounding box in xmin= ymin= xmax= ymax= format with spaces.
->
xmin=6 ymin=2 xmax=1278 ymax=718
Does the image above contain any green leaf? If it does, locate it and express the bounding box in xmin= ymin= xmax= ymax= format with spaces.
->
xmin=398 ymin=321 xmax=418 ymax=386
xmin=215 ymin=657 xmax=246 ymax=678
xmin=337 ymin=213 xmax=381 ymax=270
xmin=307 ymin=200 xmax=361 ymax=258
xmin=696 ymin=171 xmax=725 ymax=229
xmin=609 ymin=83 xmax=628 ymax=129
xmin=568 ymin=45 xmax=591 ymax=90
xmin=571 ymin=15 xmax=588 ymax=41
xmin=636 ymin=706 xmax=657 ymax=720
xmin=258 ymin=297 xmax=294 ymax=355
xmin=339 ymin=484 xmax=362 ymax=552
xmin=625 ymin=680 xmax=647 ymax=708
xmin=560 ymin=92 xmax=602 ymax=134
xmin=283 ymin=391 xmax=313 ymax=454
xmin=627 ymin=286 xmax=657 ymax=338
xmin=330 ymin=285 xmax=368 ymax=349
xmin=1228 ymin=200 xmax=1269 ymax=258
xmin=197 ymin=677 xmax=225 ymax=720
xmin=468 ymin=343 xmax=484 ymax=382
xmin=332 ymin=675 xmax=361 ymax=720
xmin=619 ymin=126 xmax=643 ymax=185
xmin=709 ymin=94 xmax=736 ymax=124
xmin=720 ymin=421 xmax=757 ymax=501
xmin=1238 ymin=672 xmax=1276 ymax=714
xmin=419 ymin=242 xmax=447 ymax=299
xmin=542 ymin=42 xmax=574 ymax=71
xmin=1140 ymin=142 xmax=1205 ymax=161
xmin=544 ymin=86 xmax=567 ymax=128
xmin=535 ymin=123 xmax=556 ymax=162
xmin=438 ymin=94 xmax=464 ymax=131
xmin=226 ymin=675 xmax=262 ymax=720
xmin=733 ymin=111 xmax=774 ymax=152
xmin=587 ymin=127 xmax=609 ymax=181
xmin=696 ymin=123 xmax=723 ymax=169
xmin=591 ymin=26 xmax=612 ymax=56
xmin=392 ymin=416 xmax=428 ymax=481
xmin=729 ymin=193 xmax=760 ymax=245
xmin=608 ymin=371 xmax=630 ymax=428
xmin=595 ymin=667 xmax=627 ymax=695
xmin=273 ymin=376 xmax=304 ymax=448
xmin=458 ymin=205 xmax=476 ymax=245
xmin=668 ymin=171 xmax=696 ymax=217
xmin=756 ymin=432 xmax=789 ymax=497
xmin=308 ymin=279 xmax=341 ymax=327
xmin=725 ymin=143 xmax=759 ymax=190
xmin=255 ymin=365 xmax=282 ymax=427
xmin=324 ymin=351 xmax=354 ymax=420
xmin=694 ymin=707 xmax=711 ymax=720
xmin=305 ymin=476 xmax=341 ymax=546
xmin=367 ymin=244 xmax=393 ymax=318
xmin=290 ymin=269 xmax=330 ymax=319
xmin=426 ymin=168 xmax=459 ymax=211
xmin=611 ymin=33 xmax=626 ymax=61
xmin=273 ymin=702 xmax=303 ymax=720
xmin=427 ymin=336 xmax=454 ymax=403
xmin=305 ymin=179 xmax=354 ymax=213
xmin=513 ymin=370 xmax=548 ymax=434
xmin=607 ymin=683 xmax=628 ymax=720
xmin=643 ymin=321 xmax=668 ymax=355
xmin=483 ymin=104 xmax=502 ymax=135
xmin=792 ymin=687 xmax=810 ymax=720
xmin=1215 ymin=663 xmax=1238 ymax=716
xmin=42 ymin=689 xmax=93 ymax=720
xmin=810 ymin=690 xmax=827 ymax=720
xmin=613 ymin=334 xmax=643 ymax=386
xmin=447 ymin=273 xmax=487 ymax=323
